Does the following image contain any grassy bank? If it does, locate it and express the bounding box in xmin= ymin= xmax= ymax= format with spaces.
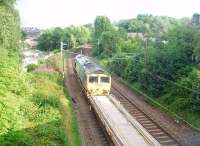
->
xmin=0 ymin=58 xmax=81 ymax=145
xmin=0 ymin=1 xmax=81 ymax=145
xmin=27 ymin=71 xmax=81 ymax=146
xmin=0 ymin=71 xmax=67 ymax=145
xmin=25 ymin=53 xmax=82 ymax=146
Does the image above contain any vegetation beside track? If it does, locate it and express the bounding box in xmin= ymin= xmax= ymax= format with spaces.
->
xmin=0 ymin=1 xmax=81 ymax=144
xmin=26 ymin=53 xmax=82 ymax=146
xmin=93 ymin=15 xmax=200 ymax=130
xmin=33 ymin=13 xmax=200 ymax=131
xmin=28 ymin=70 xmax=81 ymax=146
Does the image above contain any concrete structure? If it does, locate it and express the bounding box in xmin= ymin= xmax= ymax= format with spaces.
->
xmin=89 ymin=95 xmax=161 ymax=146
xmin=128 ymin=32 xmax=144 ymax=39
xmin=192 ymin=13 xmax=200 ymax=29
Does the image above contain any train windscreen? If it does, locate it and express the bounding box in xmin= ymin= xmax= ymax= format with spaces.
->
xmin=100 ymin=77 xmax=109 ymax=83
xmin=89 ymin=76 xmax=98 ymax=83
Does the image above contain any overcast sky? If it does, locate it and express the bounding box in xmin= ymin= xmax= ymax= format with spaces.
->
xmin=16 ymin=0 xmax=199 ymax=29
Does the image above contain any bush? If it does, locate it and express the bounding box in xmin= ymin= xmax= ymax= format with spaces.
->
xmin=45 ymin=54 xmax=62 ymax=72
xmin=27 ymin=64 xmax=38 ymax=72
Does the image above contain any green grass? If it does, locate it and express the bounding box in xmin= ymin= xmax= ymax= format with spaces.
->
xmin=0 ymin=68 xmax=82 ymax=146
xmin=158 ymin=94 xmax=200 ymax=130
xmin=98 ymin=58 xmax=109 ymax=67
xmin=0 ymin=72 xmax=68 ymax=146
xmin=61 ymin=88 xmax=82 ymax=146
xmin=0 ymin=2 xmax=81 ymax=145
xmin=27 ymin=71 xmax=81 ymax=146
xmin=38 ymin=54 xmax=82 ymax=146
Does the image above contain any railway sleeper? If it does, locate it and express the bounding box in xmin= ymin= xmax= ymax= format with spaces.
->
xmin=135 ymin=115 xmax=146 ymax=118
xmin=160 ymin=139 xmax=177 ymax=145
xmin=136 ymin=117 xmax=148 ymax=121
xmin=165 ymin=144 xmax=179 ymax=146
xmin=144 ymin=125 xmax=158 ymax=129
xmin=118 ymin=99 xmax=127 ymax=102
xmin=151 ymin=132 xmax=166 ymax=136
xmin=148 ymin=129 xmax=162 ymax=132
xmin=138 ymin=119 xmax=153 ymax=123
xmin=156 ymin=135 xmax=170 ymax=139
xmin=132 ymin=113 xmax=143 ymax=116
xmin=137 ymin=117 xmax=148 ymax=121
xmin=157 ymin=136 xmax=172 ymax=141
xmin=127 ymin=107 xmax=138 ymax=111
xmin=130 ymin=112 xmax=142 ymax=115
xmin=126 ymin=104 xmax=135 ymax=108
xmin=140 ymin=120 xmax=153 ymax=124
xmin=135 ymin=116 xmax=147 ymax=120
xmin=142 ymin=123 xmax=155 ymax=126
xmin=128 ymin=108 xmax=139 ymax=112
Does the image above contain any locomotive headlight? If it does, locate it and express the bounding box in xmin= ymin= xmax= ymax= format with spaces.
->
xmin=89 ymin=89 xmax=93 ymax=93
xmin=103 ymin=90 xmax=108 ymax=93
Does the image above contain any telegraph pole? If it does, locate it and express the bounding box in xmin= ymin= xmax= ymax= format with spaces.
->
xmin=144 ymin=38 xmax=148 ymax=68
xmin=60 ymin=42 xmax=64 ymax=77
xmin=97 ymin=39 xmax=100 ymax=55
xmin=143 ymin=37 xmax=148 ymax=91
xmin=60 ymin=42 xmax=67 ymax=77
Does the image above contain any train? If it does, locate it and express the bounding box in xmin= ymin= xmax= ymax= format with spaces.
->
xmin=73 ymin=54 xmax=111 ymax=96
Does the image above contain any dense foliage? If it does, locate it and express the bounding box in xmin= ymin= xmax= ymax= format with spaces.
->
xmin=94 ymin=16 xmax=112 ymax=39
xmin=118 ymin=14 xmax=181 ymax=37
xmin=37 ymin=26 xmax=92 ymax=51
xmin=0 ymin=0 xmax=24 ymax=137
xmin=0 ymin=1 xmax=81 ymax=145
xmin=0 ymin=72 xmax=68 ymax=145
xmin=93 ymin=15 xmax=200 ymax=128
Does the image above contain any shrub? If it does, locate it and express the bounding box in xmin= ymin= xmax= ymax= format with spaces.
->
xmin=27 ymin=64 xmax=38 ymax=72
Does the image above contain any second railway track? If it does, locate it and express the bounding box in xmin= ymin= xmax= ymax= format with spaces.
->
xmin=111 ymin=82 xmax=180 ymax=146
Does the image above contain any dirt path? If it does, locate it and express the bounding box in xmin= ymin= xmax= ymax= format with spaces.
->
xmin=64 ymin=57 xmax=110 ymax=146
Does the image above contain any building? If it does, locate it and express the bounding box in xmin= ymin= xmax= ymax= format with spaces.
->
xmin=22 ymin=27 xmax=42 ymax=39
xmin=192 ymin=13 xmax=200 ymax=29
xmin=127 ymin=32 xmax=144 ymax=39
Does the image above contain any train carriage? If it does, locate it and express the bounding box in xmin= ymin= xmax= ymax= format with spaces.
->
xmin=74 ymin=54 xmax=111 ymax=96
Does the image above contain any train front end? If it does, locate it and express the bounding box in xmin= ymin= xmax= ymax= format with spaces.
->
xmin=86 ymin=74 xmax=111 ymax=96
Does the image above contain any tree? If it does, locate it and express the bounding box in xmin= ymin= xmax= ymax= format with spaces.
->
xmin=37 ymin=25 xmax=92 ymax=51
xmin=128 ymin=19 xmax=146 ymax=32
xmin=0 ymin=0 xmax=16 ymax=7
xmin=118 ymin=19 xmax=131 ymax=31
xmin=63 ymin=29 xmax=76 ymax=49
xmin=50 ymin=27 xmax=64 ymax=49
xmin=98 ymin=29 xmax=121 ymax=56
xmin=37 ymin=31 xmax=52 ymax=51
xmin=94 ymin=16 xmax=112 ymax=39
xmin=118 ymin=14 xmax=180 ymax=38
xmin=193 ymin=31 xmax=200 ymax=62
xmin=109 ymin=54 xmax=128 ymax=77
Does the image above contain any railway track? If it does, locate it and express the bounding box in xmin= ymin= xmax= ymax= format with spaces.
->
xmin=111 ymin=83 xmax=181 ymax=146
xmin=65 ymin=58 xmax=110 ymax=146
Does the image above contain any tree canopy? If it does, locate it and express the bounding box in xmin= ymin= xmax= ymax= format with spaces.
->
xmin=37 ymin=26 xmax=92 ymax=51
xmin=94 ymin=16 xmax=112 ymax=39
xmin=92 ymin=14 xmax=200 ymax=126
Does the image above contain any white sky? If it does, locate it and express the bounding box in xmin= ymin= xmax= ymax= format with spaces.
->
xmin=16 ymin=0 xmax=200 ymax=29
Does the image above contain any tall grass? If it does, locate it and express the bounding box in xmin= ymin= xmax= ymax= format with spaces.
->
xmin=0 ymin=72 xmax=68 ymax=145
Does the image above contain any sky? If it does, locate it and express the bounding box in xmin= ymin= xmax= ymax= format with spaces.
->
xmin=16 ymin=0 xmax=200 ymax=29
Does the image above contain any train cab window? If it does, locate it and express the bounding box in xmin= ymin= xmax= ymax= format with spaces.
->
xmin=89 ymin=76 xmax=98 ymax=83
xmin=100 ymin=77 xmax=109 ymax=83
